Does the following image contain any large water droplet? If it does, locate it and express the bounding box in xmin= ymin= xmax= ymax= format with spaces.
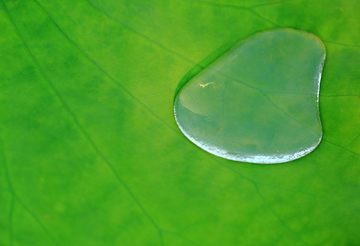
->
xmin=174 ymin=28 xmax=325 ymax=164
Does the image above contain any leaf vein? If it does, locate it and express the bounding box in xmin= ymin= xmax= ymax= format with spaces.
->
xmin=0 ymin=127 xmax=59 ymax=245
xmin=255 ymin=185 xmax=309 ymax=245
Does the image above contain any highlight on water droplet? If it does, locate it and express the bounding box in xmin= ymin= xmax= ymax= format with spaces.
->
xmin=174 ymin=28 xmax=325 ymax=164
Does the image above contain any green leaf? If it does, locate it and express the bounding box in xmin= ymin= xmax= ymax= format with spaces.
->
xmin=0 ymin=0 xmax=359 ymax=245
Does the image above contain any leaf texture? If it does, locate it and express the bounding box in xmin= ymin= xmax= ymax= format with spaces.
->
xmin=0 ymin=0 xmax=359 ymax=245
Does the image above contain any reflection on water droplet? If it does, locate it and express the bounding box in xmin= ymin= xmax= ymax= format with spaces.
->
xmin=174 ymin=28 xmax=325 ymax=164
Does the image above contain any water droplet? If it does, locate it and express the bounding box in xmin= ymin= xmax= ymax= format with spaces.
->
xmin=174 ymin=28 xmax=325 ymax=164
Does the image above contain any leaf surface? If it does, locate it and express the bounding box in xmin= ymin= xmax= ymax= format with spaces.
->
xmin=0 ymin=0 xmax=359 ymax=245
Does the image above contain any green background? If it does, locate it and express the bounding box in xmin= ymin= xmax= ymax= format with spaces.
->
xmin=0 ymin=0 xmax=359 ymax=245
